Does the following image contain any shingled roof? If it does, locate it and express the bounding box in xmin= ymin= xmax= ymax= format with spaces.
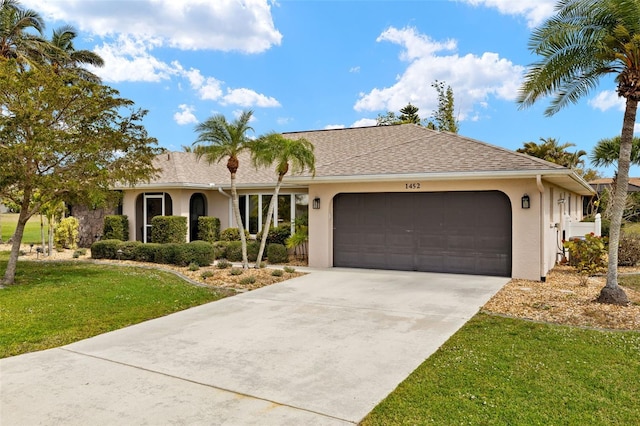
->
xmin=123 ymin=124 xmax=593 ymax=195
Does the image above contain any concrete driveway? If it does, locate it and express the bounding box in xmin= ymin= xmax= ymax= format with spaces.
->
xmin=1 ymin=268 xmax=508 ymax=425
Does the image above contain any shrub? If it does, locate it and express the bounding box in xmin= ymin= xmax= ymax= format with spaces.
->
xmin=563 ymin=233 xmax=608 ymax=275
xmin=229 ymin=267 xmax=243 ymax=276
xmin=618 ymin=235 xmax=640 ymax=266
xmin=213 ymin=241 xmax=228 ymax=259
xmin=271 ymin=269 xmax=284 ymax=277
xmin=54 ymin=217 xmax=80 ymax=250
xmin=197 ymin=217 xmax=221 ymax=243
xmin=119 ymin=241 xmax=142 ymax=260
xmin=133 ymin=243 xmax=160 ymax=262
xmin=103 ymin=215 xmax=129 ymax=241
xmin=151 ymin=216 xmax=187 ymax=244
xmin=216 ymin=259 xmax=231 ymax=269
xmin=201 ymin=270 xmax=214 ymax=279
xmin=257 ymin=224 xmax=291 ymax=246
xmin=188 ymin=262 xmax=199 ymax=271
xmin=225 ymin=241 xmax=243 ymax=262
xmin=154 ymin=243 xmax=180 ymax=264
xmin=239 ymin=275 xmax=256 ymax=285
xmin=91 ymin=239 xmax=122 ymax=259
xmin=267 ymin=243 xmax=288 ymax=264
xmin=173 ymin=240 xmax=215 ymax=267
xmin=283 ymin=266 xmax=296 ymax=274
xmin=220 ymin=227 xmax=250 ymax=241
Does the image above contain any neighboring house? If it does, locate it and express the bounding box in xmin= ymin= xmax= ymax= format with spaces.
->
xmin=589 ymin=178 xmax=640 ymax=193
xmin=114 ymin=124 xmax=594 ymax=281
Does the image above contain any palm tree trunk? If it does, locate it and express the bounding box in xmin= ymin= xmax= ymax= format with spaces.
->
xmin=230 ymin=172 xmax=249 ymax=269
xmin=600 ymin=98 xmax=636 ymax=305
xmin=255 ymin=175 xmax=284 ymax=268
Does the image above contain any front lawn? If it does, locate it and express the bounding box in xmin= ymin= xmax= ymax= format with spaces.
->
xmin=0 ymin=254 xmax=230 ymax=358
xmin=361 ymin=313 xmax=640 ymax=425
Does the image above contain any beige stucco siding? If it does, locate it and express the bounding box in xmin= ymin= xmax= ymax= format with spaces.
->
xmin=307 ymin=178 xmax=583 ymax=281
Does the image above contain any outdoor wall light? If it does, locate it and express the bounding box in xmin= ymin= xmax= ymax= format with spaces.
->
xmin=521 ymin=194 xmax=530 ymax=209
xmin=313 ymin=197 xmax=321 ymax=209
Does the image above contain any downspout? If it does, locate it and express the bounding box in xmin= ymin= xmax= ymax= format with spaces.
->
xmin=536 ymin=175 xmax=546 ymax=282
xmin=217 ymin=187 xmax=233 ymax=227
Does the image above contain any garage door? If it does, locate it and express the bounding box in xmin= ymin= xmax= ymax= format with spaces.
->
xmin=333 ymin=191 xmax=512 ymax=276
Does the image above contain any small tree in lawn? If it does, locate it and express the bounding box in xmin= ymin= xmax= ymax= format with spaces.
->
xmin=0 ymin=61 xmax=160 ymax=286
xmin=250 ymin=133 xmax=316 ymax=267
xmin=193 ymin=110 xmax=254 ymax=269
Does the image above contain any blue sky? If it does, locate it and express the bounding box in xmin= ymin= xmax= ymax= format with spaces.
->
xmin=24 ymin=0 xmax=639 ymax=176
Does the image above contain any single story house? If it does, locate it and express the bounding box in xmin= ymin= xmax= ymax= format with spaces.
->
xmin=114 ymin=124 xmax=595 ymax=281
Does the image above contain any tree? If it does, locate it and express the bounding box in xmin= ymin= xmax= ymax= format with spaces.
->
xmin=590 ymin=135 xmax=640 ymax=168
xmin=398 ymin=103 xmax=421 ymax=124
xmin=517 ymin=137 xmax=587 ymax=168
xmin=250 ymin=133 xmax=316 ymax=267
xmin=517 ymin=0 xmax=640 ymax=305
xmin=193 ymin=110 xmax=254 ymax=269
xmin=426 ymin=80 xmax=459 ymax=133
xmin=46 ymin=25 xmax=104 ymax=82
xmin=0 ymin=0 xmax=47 ymax=69
xmin=0 ymin=61 xmax=160 ymax=286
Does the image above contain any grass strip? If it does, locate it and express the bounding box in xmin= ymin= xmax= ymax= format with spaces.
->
xmin=362 ymin=313 xmax=640 ymax=425
xmin=0 ymin=256 xmax=229 ymax=358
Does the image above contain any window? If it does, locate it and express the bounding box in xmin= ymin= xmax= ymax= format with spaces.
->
xmin=239 ymin=193 xmax=307 ymax=234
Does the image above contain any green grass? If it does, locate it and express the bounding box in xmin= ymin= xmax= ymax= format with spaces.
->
xmin=1 ymin=213 xmax=49 ymax=244
xmin=619 ymin=274 xmax=640 ymax=292
xmin=0 ymin=253 xmax=230 ymax=358
xmin=623 ymin=222 xmax=640 ymax=236
xmin=361 ymin=314 xmax=640 ymax=426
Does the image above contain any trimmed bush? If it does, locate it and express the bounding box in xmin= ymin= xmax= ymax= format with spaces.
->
xmin=257 ymin=224 xmax=291 ymax=246
xmin=154 ymin=243 xmax=180 ymax=264
xmin=216 ymin=259 xmax=231 ymax=269
xmin=239 ymin=275 xmax=256 ymax=285
xmin=225 ymin=241 xmax=260 ymax=262
xmin=220 ymin=227 xmax=250 ymax=242
xmin=619 ymin=235 xmax=640 ymax=266
xmin=133 ymin=243 xmax=160 ymax=262
xmin=213 ymin=241 xmax=228 ymax=259
xmin=151 ymin=216 xmax=187 ymax=244
xmin=197 ymin=217 xmax=221 ymax=243
xmin=173 ymin=240 xmax=215 ymax=267
xmin=267 ymin=243 xmax=289 ymax=264
xmin=91 ymin=239 xmax=122 ymax=259
xmin=54 ymin=217 xmax=80 ymax=250
xmin=103 ymin=215 xmax=129 ymax=241
xmin=118 ymin=241 xmax=142 ymax=260
xmin=271 ymin=269 xmax=284 ymax=277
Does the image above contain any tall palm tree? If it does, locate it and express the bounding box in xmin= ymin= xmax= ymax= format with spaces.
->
xmin=518 ymin=0 xmax=640 ymax=305
xmin=590 ymin=135 xmax=640 ymax=168
xmin=193 ymin=110 xmax=254 ymax=269
xmin=47 ymin=25 xmax=104 ymax=82
xmin=0 ymin=0 xmax=47 ymax=69
xmin=250 ymin=133 xmax=316 ymax=267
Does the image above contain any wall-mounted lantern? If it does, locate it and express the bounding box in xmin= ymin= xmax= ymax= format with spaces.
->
xmin=521 ymin=194 xmax=530 ymax=209
xmin=312 ymin=197 xmax=321 ymax=209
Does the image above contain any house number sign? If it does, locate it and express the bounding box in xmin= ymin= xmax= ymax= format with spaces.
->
xmin=405 ymin=183 xmax=421 ymax=190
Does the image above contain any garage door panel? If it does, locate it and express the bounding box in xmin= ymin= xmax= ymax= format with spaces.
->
xmin=333 ymin=191 xmax=512 ymax=276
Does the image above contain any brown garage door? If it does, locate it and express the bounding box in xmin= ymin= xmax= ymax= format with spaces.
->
xmin=333 ymin=191 xmax=512 ymax=276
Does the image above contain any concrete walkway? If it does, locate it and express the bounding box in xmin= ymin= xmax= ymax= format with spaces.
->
xmin=1 ymin=268 xmax=508 ymax=425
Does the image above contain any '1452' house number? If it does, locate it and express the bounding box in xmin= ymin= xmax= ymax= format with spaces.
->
xmin=405 ymin=183 xmax=421 ymax=189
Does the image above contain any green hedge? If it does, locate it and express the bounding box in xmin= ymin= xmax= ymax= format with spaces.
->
xmin=90 ymin=240 xmax=214 ymax=267
xmin=257 ymin=224 xmax=291 ymax=246
xmin=151 ymin=216 xmax=187 ymax=244
xmin=103 ymin=215 xmax=129 ymax=241
xmin=197 ymin=217 xmax=221 ymax=243
xmin=225 ymin=241 xmax=260 ymax=262
xmin=267 ymin=243 xmax=289 ymax=264
xmin=220 ymin=227 xmax=251 ymax=242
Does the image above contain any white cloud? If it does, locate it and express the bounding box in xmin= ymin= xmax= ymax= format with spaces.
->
xmin=355 ymin=26 xmax=525 ymax=122
xmin=324 ymin=124 xmax=345 ymax=130
xmin=350 ymin=66 xmax=360 ymax=73
xmin=222 ymin=88 xmax=281 ymax=108
xmin=351 ymin=118 xmax=377 ymax=128
xmin=174 ymin=104 xmax=198 ymax=125
xmin=457 ymin=0 xmax=556 ymax=27
xmin=636 ymin=123 xmax=640 ymax=134
xmin=90 ymin=35 xmax=179 ymax=82
xmin=26 ymin=0 xmax=282 ymax=53
xmin=588 ymin=90 xmax=625 ymax=112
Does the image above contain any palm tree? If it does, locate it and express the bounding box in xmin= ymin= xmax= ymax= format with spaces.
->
xmin=193 ymin=110 xmax=254 ymax=269
xmin=250 ymin=133 xmax=316 ymax=267
xmin=590 ymin=135 xmax=640 ymax=168
xmin=517 ymin=0 xmax=640 ymax=305
xmin=0 ymin=0 xmax=47 ymax=69
xmin=517 ymin=137 xmax=587 ymax=168
xmin=47 ymin=25 xmax=104 ymax=82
